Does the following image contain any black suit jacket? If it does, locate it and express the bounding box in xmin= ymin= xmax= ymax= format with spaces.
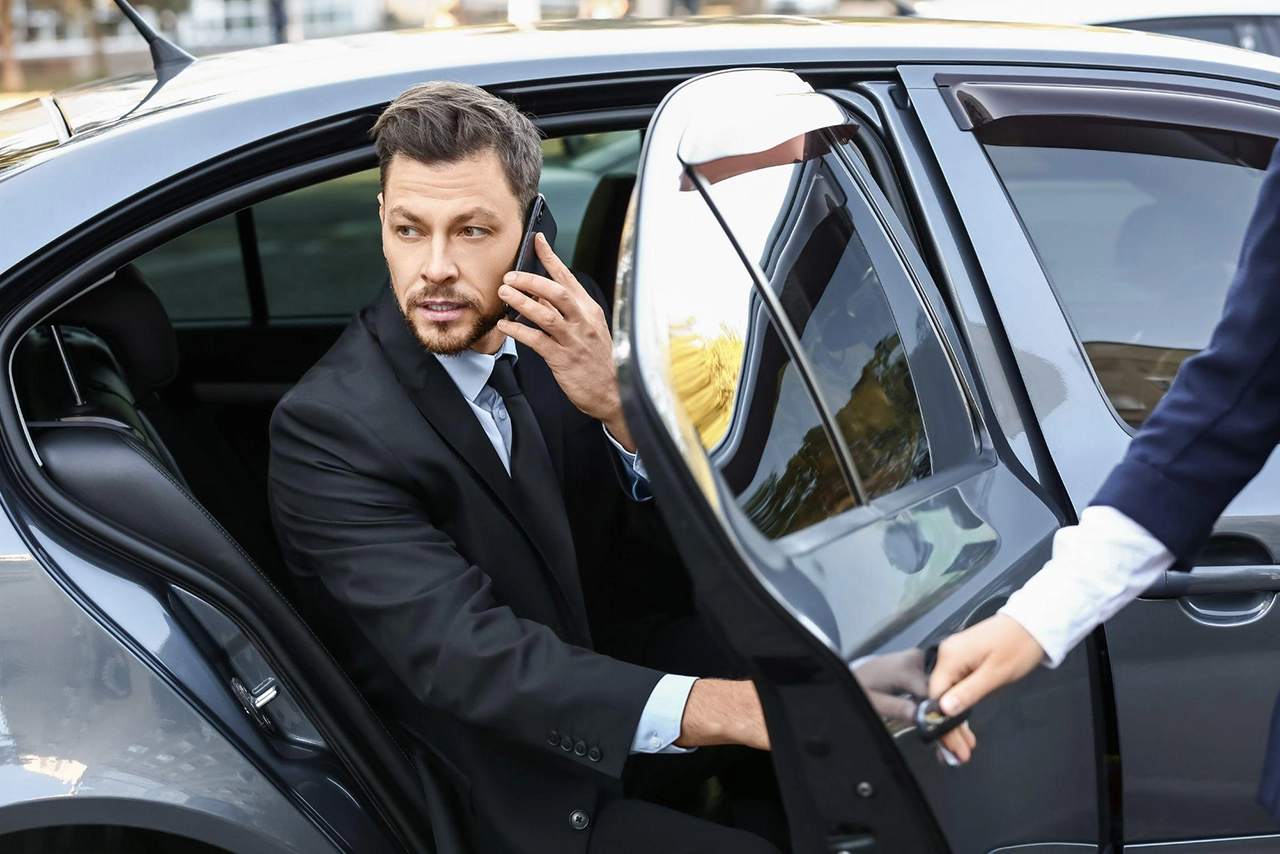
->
xmin=268 ymin=288 xmax=669 ymax=853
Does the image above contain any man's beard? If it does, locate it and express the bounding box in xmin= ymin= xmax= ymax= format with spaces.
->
xmin=401 ymin=288 xmax=505 ymax=356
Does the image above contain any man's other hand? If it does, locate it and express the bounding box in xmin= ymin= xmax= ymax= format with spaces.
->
xmin=929 ymin=615 xmax=1046 ymax=719
xmin=496 ymin=232 xmax=635 ymax=451
xmin=675 ymin=679 xmax=771 ymax=751
xmin=853 ymin=648 xmax=978 ymax=764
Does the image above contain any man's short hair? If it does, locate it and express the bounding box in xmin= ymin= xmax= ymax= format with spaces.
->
xmin=372 ymin=81 xmax=542 ymax=211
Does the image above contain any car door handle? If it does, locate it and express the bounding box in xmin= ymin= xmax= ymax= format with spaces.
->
xmin=1142 ymin=564 xmax=1280 ymax=599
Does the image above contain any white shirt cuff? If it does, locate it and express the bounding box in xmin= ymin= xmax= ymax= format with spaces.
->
xmin=630 ymin=674 xmax=698 ymax=754
xmin=999 ymin=505 xmax=1174 ymax=668
xmin=602 ymin=424 xmax=651 ymax=501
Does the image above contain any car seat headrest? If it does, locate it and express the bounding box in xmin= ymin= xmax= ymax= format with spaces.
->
xmin=51 ymin=265 xmax=179 ymax=391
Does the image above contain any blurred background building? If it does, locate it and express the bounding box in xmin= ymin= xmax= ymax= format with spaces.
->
xmin=0 ymin=0 xmax=901 ymax=94
xmin=5 ymin=0 xmax=1278 ymax=97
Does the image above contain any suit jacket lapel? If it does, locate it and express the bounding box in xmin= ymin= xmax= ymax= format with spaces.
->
xmin=371 ymin=291 xmax=589 ymax=641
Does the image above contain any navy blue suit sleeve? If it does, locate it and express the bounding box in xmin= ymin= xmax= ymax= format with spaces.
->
xmin=1092 ymin=143 xmax=1280 ymax=565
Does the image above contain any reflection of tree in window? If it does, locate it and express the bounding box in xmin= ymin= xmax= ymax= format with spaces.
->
xmin=835 ymin=332 xmax=930 ymax=497
xmin=739 ymin=330 xmax=927 ymax=538
xmin=740 ymin=405 xmax=853 ymax=540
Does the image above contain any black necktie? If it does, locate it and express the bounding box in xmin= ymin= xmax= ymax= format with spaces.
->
xmin=487 ymin=355 xmax=589 ymax=641
xmin=487 ymin=356 xmax=559 ymax=492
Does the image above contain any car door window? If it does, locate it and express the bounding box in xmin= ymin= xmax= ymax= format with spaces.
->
xmin=698 ymin=133 xmax=932 ymax=499
xmin=132 ymin=214 xmax=252 ymax=322
xmin=255 ymin=169 xmax=385 ymax=318
xmin=644 ymin=147 xmax=860 ymax=538
xmin=133 ymin=130 xmax=641 ymax=323
xmin=979 ymin=117 xmax=1272 ymax=427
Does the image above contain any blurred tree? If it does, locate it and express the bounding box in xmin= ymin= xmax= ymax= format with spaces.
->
xmin=1 ymin=0 xmax=23 ymax=91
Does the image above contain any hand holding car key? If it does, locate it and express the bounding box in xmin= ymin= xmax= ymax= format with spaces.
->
xmin=852 ymin=647 xmax=976 ymax=765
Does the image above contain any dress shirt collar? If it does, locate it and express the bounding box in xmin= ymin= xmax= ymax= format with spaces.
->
xmin=433 ymin=335 xmax=519 ymax=403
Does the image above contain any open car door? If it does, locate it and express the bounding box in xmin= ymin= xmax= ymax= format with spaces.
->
xmin=616 ymin=68 xmax=1103 ymax=853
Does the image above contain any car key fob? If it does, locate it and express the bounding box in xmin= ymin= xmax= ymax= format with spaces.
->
xmin=916 ymin=643 xmax=969 ymax=744
xmin=915 ymin=697 xmax=969 ymax=744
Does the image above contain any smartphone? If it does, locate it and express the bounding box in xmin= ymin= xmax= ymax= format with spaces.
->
xmin=506 ymin=194 xmax=558 ymax=324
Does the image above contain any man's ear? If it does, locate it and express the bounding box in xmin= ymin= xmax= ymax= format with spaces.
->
xmin=377 ymin=192 xmax=384 ymax=226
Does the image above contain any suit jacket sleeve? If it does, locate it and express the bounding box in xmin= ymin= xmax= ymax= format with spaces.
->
xmin=268 ymin=393 xmax=664 ymax=780
xmin=1092 ymin=143 xmax=1280 ymax=566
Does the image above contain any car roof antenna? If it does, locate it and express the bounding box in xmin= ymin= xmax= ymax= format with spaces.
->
xmin=110 ymin=0 xmax=196 ymax=82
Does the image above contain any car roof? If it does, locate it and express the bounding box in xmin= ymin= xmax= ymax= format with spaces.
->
xmin=913 ymin=0 xmax=1280 ymax=25
xmin=7 ymin=15 xmax=1280 ymax=275
xmin=42 ymin=15 xmax=1280 ymax=137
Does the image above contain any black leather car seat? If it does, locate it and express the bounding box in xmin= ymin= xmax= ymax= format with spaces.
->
xmin=21 ymin=342 xmax=467 ymax=854
xmin=13 ymin=266 xmax=285 ymax=586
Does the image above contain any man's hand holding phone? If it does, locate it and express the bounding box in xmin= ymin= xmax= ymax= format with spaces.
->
xmin=496 ymin=233 xmax=636 ymax=452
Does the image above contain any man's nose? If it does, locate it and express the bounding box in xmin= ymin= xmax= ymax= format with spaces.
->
xmin=421 ymin=237 xmax=459 ymax=283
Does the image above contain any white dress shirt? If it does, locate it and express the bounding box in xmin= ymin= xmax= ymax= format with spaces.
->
xmin=999 ymin=505 xmax=1176 ymax=667
xmin=434 ymin=339 xmax=693 ymax=754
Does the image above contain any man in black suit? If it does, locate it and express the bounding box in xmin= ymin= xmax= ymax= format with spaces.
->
xmin=267 ymin=81 xmax=780 ymax=853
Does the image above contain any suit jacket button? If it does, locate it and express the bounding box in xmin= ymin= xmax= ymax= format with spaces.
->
xmin=569 ymin=810 xmax=590 ymax=831
xmin=560 ymin=736 xmax=574 ymax=752
xmin=574 ymin=740 xmax=587 ymax=756
xmin=587 ymin=746 xmax=602 ymax=762
xmin=548 ymin=731 xmax=559 ymax=745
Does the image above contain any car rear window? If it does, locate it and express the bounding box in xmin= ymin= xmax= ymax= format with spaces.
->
xmin=979 ymin=117 xmax=1272 ymax=428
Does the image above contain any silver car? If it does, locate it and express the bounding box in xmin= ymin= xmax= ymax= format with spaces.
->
xmin=4 ymin=15 xmax=1280 ymax=853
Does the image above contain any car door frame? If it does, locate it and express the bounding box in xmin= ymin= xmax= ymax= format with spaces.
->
xmin=618 ymin=67 xmax=1107 ymax=854
xmin=899 ymin=61 xmax=1280 ymax=848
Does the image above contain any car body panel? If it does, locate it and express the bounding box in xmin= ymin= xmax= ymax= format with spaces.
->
xmin=0 ymin=515 xmax=338 ymax=852
xmin=904 ymin=61 xmax=1280 ymax=846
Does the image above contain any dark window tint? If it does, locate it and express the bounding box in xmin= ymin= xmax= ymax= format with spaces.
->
xmin=134 ymin=130 xmax=643 ymax=324
xmin=541 ymin=130 xmax=641 ymax=264
xmin=133 ymin=215 xmax=251 ymax=322
xmin=257 ymin=169 xmax=384 ymax=318
xmin=650 ymin=151 xmax=859 ymax=538
xmin=981 ymin=118 xmax=1271 ymax=427
xmin=723 ymin=315 xmax=862 ymax=538
xmin=701 ymin=136 xmax=931 ymax=498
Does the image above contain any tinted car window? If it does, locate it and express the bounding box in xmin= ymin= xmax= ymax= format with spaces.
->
xmin=542 ymin=130 xmax=641 ymax=263
xmin=981 ymin=119 xmax=1271 ymax=428
xmin=133 ymin=215 xmax=252 ymax=322
xmin=641 ymin=144 xmax=859 ymax=538
xmin=700 ymin=134 xmax=931 ymax=498
xmin=135 ymin=131 xmax=640 ymax=323
xmin=257 ymin=169 xmax=384 ymax=318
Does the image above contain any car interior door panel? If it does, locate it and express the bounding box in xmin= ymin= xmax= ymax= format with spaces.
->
xmin=621 ymin=67 xmax=1101 ymax=852
xmin=904 ymin=62 xmax=1280 ymax=847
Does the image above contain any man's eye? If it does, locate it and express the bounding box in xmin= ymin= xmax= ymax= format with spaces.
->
xmin=461 ymin=226 xmax=487 ymax=238
xmin=396 ymin=225 xmax=419 ymax=237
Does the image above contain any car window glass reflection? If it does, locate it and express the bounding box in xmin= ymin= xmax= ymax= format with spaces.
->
xmin=641 ymin=140 xmax=857 ymax=538
xmin=982 ymin=120 xmax=1271 ymax=427
xmin=693 ymin=131 xmax=931 ymax=499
